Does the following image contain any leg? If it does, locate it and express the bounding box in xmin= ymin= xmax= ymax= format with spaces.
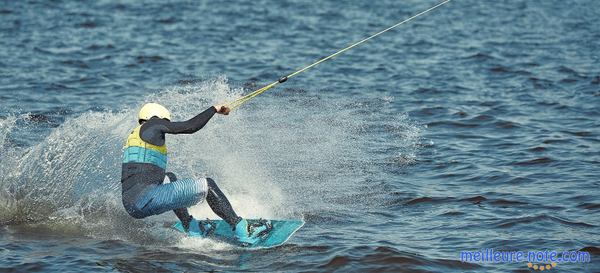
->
xmin=166 ymin=172 xmax=193 ymax=230
xmin=173 ymin=208 xmax=192 ymax=230
xmin=204 ymin=178 xmax=271 ymax=244
xmin=135 ymin=177 xmax=206 ymax=218
xmin=205 ymin=178 xmax=242 ymax=227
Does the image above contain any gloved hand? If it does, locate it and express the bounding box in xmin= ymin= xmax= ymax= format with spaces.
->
xmin=213 ymin=104 xmax=231 ymax=115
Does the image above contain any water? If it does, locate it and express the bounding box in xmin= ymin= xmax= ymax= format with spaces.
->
xmin=1 ymin=0 xmax=599 ymax=272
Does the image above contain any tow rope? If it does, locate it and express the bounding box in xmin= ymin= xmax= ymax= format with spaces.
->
xmin=227 ymin=0 xmax=452 ymax=110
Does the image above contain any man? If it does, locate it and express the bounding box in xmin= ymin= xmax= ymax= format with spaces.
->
xmin=120 ymin=102 xmax=268 ymax=244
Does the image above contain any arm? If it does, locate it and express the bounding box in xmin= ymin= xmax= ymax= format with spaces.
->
xmin=161 ymin=106 xmax=218 ymax=134
xmin=139 ymin=105 xmax=230 ymax=146
xmin=163 ymin=104 xmax=230 ymax=134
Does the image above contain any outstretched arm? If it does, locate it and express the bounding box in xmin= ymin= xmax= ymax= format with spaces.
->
xmin=139 ymin=105 xmax=230 ymax=146
xmin=162 ymin=104 xmax=229 ymax=134
xmin=162 ymin=106 xmax=216 ymax=134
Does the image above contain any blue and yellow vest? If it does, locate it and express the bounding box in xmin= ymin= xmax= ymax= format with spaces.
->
xmin=122 ymin=125 xmax=167 ymax=169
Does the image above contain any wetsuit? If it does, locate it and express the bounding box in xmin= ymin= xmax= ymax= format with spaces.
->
xmin=121 ymin=106 xmax=241 ymax=228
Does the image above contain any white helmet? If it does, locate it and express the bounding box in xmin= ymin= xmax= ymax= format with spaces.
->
xmin=138 ymin=103 xmax=171 ymax=123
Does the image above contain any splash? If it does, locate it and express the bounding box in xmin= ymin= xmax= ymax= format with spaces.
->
xmin=0 ymin=111 xmax=129 ymax=227
xmin=0 ymin=76 xmax=423 ymax=246
xmin=0 ymin=115 xmax=17 ymax=149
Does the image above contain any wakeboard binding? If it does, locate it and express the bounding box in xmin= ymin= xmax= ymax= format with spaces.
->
xmin=248 ymin=218 xmax=273 ymax=239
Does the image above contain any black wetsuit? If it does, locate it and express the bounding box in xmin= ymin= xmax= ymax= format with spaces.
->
xmin=121 ymin=106 xmax=241 ymax=227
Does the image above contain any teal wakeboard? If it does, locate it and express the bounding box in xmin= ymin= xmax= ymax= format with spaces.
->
xmin=172 ymin=219 xmax=304 ymax=248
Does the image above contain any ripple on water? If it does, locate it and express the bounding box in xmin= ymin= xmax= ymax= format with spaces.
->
xmin=495 ymin=214 xmax=596 ymax=229
xmin=317 ymin=245 xmax=481 ymax=272
xmin=513 ymin=157 xmax=555 ymax=166
xmin=576 ymin=203 xmax=600 ymax=211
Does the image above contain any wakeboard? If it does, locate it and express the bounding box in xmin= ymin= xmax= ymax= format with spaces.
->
xmin=172 ymin=218 xmax=304 ymax=248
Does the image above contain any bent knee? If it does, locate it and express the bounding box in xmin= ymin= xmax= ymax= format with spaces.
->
xmin=124 ymin=203 xmax=152 ymax=219
xmin=123 ymin=195 xmax=154 ymax=219
xmin=206 ymin=177 xmax=217 ymax=188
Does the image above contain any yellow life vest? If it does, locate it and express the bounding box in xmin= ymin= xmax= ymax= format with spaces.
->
xmin=122 ymin=125 xmax=168 ymax=169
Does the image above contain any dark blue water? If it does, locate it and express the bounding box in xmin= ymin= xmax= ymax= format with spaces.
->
xmin=1 ymin=0 xmax=599 ymax=272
